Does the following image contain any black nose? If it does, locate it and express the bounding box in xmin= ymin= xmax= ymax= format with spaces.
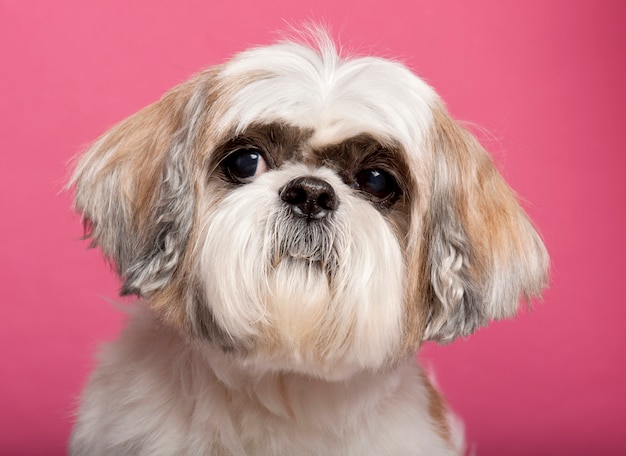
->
xmin=279 ymin=176 xmax=339 ymax=220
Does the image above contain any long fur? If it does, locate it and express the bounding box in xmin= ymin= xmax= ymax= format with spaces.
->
xmin=69 ymin=30 xmax=548 ymax=455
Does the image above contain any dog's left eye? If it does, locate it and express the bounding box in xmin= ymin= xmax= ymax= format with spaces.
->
xmin=355 ymin=169 xmax=398 ymax=203
xmin=223 ymin=148 xmax=268 ymax=182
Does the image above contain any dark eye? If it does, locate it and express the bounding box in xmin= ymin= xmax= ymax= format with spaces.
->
xmin=355 ymin=169 xmax=398 ymax=202
xmin=222 ymin=147 xmax=268 ymax=182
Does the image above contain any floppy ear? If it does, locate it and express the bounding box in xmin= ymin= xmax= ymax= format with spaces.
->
xmin=70 ymin=71 xmax=215 ymax=298
xmin=421 ymin=103 xmax=549 ymax=343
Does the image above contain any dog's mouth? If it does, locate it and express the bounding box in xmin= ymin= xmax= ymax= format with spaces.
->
xmin=268 ymin=212 xmax=342 ymax=271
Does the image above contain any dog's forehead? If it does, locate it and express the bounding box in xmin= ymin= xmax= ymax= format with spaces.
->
xmin=214 ymin=42 xmax=438 ymax=150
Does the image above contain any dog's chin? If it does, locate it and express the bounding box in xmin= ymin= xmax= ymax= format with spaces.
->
xmin=207 ymin=250 xmax=364 ymax=380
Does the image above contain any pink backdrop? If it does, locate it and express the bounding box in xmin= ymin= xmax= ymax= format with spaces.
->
xmin=1 ymin=0 xmax=624 ymax=454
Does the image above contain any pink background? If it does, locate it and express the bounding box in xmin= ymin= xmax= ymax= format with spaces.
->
xmin=1 ymin=0 xmax=624 ymax=454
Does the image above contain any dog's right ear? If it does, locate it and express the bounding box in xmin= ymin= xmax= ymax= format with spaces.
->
xmin=69 ymin=70 xmax=216 ymax=298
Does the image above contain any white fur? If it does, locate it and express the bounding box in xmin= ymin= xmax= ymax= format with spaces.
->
xmin=217 ymin=36 xmax=437 ymax=148
xmin=71 ymin=306 xmax=462 ymax=455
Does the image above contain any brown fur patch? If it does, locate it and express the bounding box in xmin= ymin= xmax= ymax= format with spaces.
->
xmin=421 ymin=372 xmax=453 ymax=446
xmin=311 ymin=134 xmax=413 ymax=240
xmin=210 ymin=121 xmax=313 ymax=177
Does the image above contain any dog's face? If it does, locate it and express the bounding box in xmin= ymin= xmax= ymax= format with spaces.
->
xmin=71 ymin=35 xmax=548 ymax=379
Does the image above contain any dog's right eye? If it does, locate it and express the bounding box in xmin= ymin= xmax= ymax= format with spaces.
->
xmin=354 ymin=168 xmax=399 ymax=204
xmin=222 ymin=148 xmax=268 ymax=183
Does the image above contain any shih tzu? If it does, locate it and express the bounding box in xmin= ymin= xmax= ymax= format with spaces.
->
xmin=69 ymin=31 xmax=549 ymax=455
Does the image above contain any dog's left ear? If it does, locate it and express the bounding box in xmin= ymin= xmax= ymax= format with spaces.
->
xmin=418 ymin=103 xmax=549 ymax=343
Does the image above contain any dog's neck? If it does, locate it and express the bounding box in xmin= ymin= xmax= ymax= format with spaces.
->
xmin=192 ymin=338 xmax=409 ymax=425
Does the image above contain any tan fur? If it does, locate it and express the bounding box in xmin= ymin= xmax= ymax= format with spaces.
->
xmin=421 ymin=372 xmax=453 ymax=447
xmin=73 ymin=73 xmax=212 ymax=328
xmin=435 ymin=107 xmax=519 ymax=280
xmin=431 ymin=103 xmax=547 ymax=297
xmin=419 ymin=103 xmax=549 ymax=342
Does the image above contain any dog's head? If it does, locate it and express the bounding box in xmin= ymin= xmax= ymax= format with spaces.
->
xmin=71 ymin=33 xmax=549 ymax=379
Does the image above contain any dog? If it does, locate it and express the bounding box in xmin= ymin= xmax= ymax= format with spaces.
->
xmin=69 ymin=31 xmax=549 ymax=455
